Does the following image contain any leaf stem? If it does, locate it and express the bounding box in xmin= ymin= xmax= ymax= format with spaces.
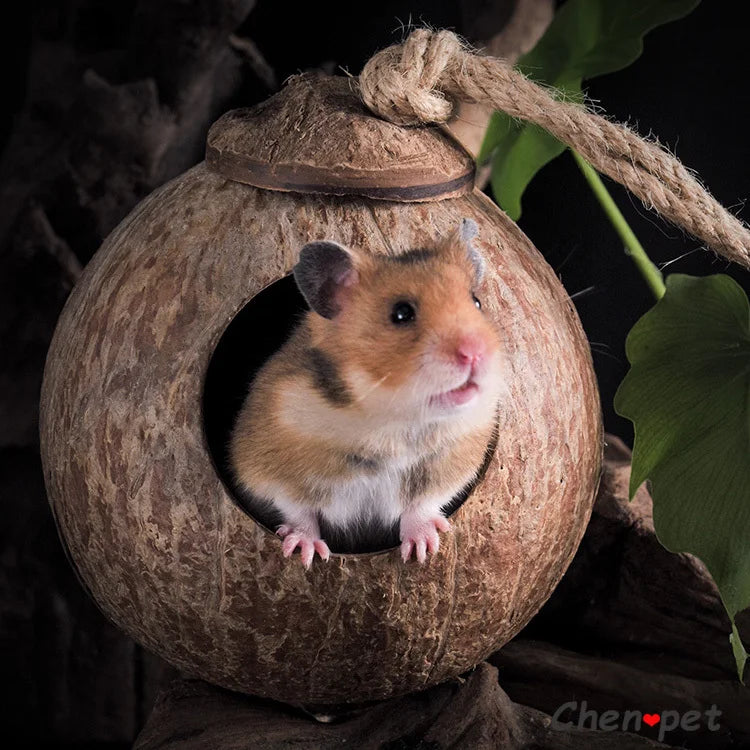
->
xmin=571 ymin=150 xmax=666 ymax=300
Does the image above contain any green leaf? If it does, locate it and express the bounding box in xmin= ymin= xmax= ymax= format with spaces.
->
xmin=731 ymin=622 xmax=748 ymax=684
xmin=519 ymin=0 xmax=702 ymax=85
xmin=486 ymin=118 xmax=566 ymax=221
xmin=480 ymin=0 xmax=701 ymax=218
xmin=614 ymin=274 xmax=750 ymax=680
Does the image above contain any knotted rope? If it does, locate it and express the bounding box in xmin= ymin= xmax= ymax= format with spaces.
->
xmin=359 ymin=29 xmax=750 ymax=269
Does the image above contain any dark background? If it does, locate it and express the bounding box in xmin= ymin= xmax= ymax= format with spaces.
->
xmin=1 ymin=0 xmax=747 ymax=746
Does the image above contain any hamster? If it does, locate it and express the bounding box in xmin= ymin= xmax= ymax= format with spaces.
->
xmin=229 ymin=218 xmax=503 ymax=567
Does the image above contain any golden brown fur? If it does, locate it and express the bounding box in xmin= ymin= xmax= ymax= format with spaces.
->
xmin=229 ymin=221 xmax=503 ymax=564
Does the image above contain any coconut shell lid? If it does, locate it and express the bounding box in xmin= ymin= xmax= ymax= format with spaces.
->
xmin=205 ymin=73 xmax=475 ymax=202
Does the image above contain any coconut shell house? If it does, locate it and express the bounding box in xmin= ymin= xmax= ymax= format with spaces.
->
xmin=39 ymin=74 xmax=602 ymax=705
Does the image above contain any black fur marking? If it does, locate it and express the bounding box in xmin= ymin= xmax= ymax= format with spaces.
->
xmin=403 ymin=457 xmax=433 ymax=500
xmin=306 ymin=348 xmax=352 ymax=407
xmin=390 ymin=248 xmax=438 ymax=265
xmin=345 ymin=453 xmax=381 ymax=472
xmin=319 ymin=515 xmax=399 ymax=554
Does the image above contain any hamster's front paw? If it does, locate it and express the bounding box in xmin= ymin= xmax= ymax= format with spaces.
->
xmin=277 ymin=525 xmax=331 ymax=568
xmin=399 ymin=511 xmax=451 ymax=563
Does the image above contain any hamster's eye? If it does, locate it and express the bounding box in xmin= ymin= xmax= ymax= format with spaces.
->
xmin=391 ymin=301 xmax=416 ymax=325
xmin=473 ymin=294 xmax=482 ymax=310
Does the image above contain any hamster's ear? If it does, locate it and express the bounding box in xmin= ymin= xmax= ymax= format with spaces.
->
xmin=294 ymin=241 xmax=360 ymax=319
xmin=441 ymin=218 xmax=485 ymax=284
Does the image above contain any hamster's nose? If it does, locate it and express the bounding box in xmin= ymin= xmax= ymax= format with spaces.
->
xmin=454 ymin=336 xmax=486 ymax=366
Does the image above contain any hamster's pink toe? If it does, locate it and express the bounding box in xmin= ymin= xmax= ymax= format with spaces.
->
xmin=399 ymin=513 xmax=451 ymax=563
xmin=434 ymin=516 xmax=451 ymax=533
xmin=299 ymin=539 xmax=315 ymax=568
xmin=281 ymin=533 xmax=302 ymax=557
xmin=314 ymin=539 xmax=331 ymax=561
xmin=400 ymin=539 xmax=414 ymax=562
xmin=425 ymin=530 xmax=439 ymax=555
xmin=278 ymin=527 xmax=329 ymax=567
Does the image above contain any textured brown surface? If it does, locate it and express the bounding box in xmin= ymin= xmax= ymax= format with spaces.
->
xmin=206 ymin=74 xmax=475 ymax=200
xmin=134 ymin=663 xmax=666 ymax=750
xmin=0 ymin=1 xmax=265 ymax=742
xmin=491 ymin=436 xmax=750 ymax=749
xmin=0 ymin=445 xmax=166 ymax=744
xmin=133 ymin=439 xmax=750 ymax=749
xmin=40 ymin=146 xmax=601 ymax=703
xmin=530 ymin=436 xmax=750 ymax=682
xmin=493 ymin=640 xmax=750 ymax=749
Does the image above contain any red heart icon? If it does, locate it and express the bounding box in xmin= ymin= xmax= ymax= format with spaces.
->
xmin=643 ymin=714 xmax=661 ymax=727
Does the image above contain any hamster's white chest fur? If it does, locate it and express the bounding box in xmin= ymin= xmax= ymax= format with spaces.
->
xmin=321 ymin=468 xmax=405 ymax=529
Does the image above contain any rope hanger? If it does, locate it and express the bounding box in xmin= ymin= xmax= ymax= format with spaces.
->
xmin=359 ymin=29 xmax=750 ymax=269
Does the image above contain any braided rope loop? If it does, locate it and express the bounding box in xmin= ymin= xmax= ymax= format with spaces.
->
xmin=360 ymin=29 xmax=750 ymax=269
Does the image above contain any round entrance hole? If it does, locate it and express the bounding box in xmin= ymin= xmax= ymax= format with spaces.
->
xmin=202 ymin=273 xmax=305 ymax=514
xmin=202 ymin=274 xmax=495 ymax=554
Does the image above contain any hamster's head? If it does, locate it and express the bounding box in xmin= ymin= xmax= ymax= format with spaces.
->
xmin=293 ymin=219 xmax=503 ymax=423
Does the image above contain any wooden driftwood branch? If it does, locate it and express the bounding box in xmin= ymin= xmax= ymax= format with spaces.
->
xmin=134 ymin=663 xmax=666 ymax=750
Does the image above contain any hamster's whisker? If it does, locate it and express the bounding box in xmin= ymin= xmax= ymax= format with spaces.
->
xmin=385 ymin=378 xmax=407 ymax=411
xmin=659 ymin=247 xmax=700 ymax=270
xmin=353 ymin=372 xmax=392 ymax=403
xmin=554 ymin=244 xmax=579 ymax=273
xmin=588 ymin=342 xmax=623 ymax=363
xmin=568 ymin=285 xmax=598 ymax=301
